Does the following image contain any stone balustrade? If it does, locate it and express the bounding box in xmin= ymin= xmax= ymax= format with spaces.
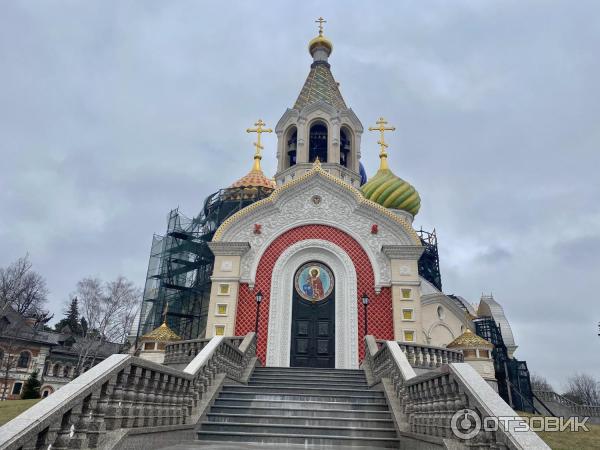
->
xmin=375 ymin=340 xmax=463 ymax=370
xmin=163 ymin=336 xmax=246 ymax=368
xmin=363 ymin=336 xmax=549 ymax=449
xmin=0 ymin=332 xmax=257 ymax=450
xmin=534 ymin=389 xmax=600 ymax=417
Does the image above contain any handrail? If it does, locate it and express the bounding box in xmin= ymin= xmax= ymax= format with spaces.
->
xmin=362 ymin=336 xmax=549 ymax=450
xmin=0 ymin=332 xmax=257 ymax=450
xmin=533 ymin=389 xmax=600 ymax=417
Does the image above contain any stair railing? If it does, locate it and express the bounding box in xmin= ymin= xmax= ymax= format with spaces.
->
xmin=362 ymin=335 xmax=549 ymax=450
xmin=0 ymin=332 xmax=257 ymax=450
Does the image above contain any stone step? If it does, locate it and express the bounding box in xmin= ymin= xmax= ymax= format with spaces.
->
xmin=207 ymin=412 xmax=395 ymax=429
xmin=222 ymin=385 xmax=384 ymax=398
xmin=249 ymin=374 xmax=367 ymax=383
xmin=199 ymin=422 xmax=398 ymax=439
xmin=254 ymin=367 xmax=365 ymax=376
xmin=196 ymin=431 xmax=399 ymax=448
xmin=213 ymin=398 xmax=390 ymax=411
xmin=248 ymin=378 xmax=368 ymax=391
xmin=218 ymin=392 xmax=387 ymax=404
xmin=209 ymin=405 xmax=393 ymax=420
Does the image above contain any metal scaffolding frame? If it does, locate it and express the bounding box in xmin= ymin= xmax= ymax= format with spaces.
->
xmin=136 ymin=186 xmax=274 ymax=342
xmin=417 ymin=228 xmax=442 ymax=291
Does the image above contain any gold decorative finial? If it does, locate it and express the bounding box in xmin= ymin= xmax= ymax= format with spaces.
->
xmin=246 ymin=119 xmax=272 ymax=171
xmin=315 ymin=17 xmax=326 ymax=36
xmin=368 ymin=117 xmax=396 ymax=170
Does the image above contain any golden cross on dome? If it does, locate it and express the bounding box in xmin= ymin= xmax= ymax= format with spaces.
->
xmin=368 ymin=117 xmax=396 ymax=170
xmin=246 ymin=119 xmax=272 ymax=170
xmin=315 ymin=17 xmax=327 ymax=36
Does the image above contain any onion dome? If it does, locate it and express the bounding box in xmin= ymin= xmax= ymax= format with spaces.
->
xmin=230 ymin=155 xmax=276 ymax=190
xmin=308 ymin=17 xmax=333 ymax=59
xmin=361 ymin=149 xmax=421 ymax=216
xmin=447 ymin=329 xmax=493 ymax=349
xmin=141 ymin=321 xmax=181 ymax=342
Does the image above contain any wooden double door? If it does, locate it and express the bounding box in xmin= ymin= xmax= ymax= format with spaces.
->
xmin=290 ymin=262 xmax=335 ymax=368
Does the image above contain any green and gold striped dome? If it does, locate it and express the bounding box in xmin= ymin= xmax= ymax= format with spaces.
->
xmin=361 ymin=154 xmax=421 ymax=216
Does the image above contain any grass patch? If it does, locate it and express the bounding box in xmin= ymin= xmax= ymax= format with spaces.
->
xmin=519 ymin=412 xmax=600 ymax=450
xmin=0 ymin=399 xmax=41 ymax=426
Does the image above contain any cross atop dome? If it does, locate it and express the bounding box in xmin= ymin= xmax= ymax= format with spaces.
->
xmin=315 ymin=16 xmax=326 ymax=36
xmin=308 ymin=16 xmax=333 ymax=60
xmin=368 ymin=117 xmax=396 ymax=170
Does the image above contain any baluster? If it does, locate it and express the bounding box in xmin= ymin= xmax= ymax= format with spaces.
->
xmin=104 ymin=372 xmax=125 ymax=431
xmin=86 ymin=382 xmax=109 ymax=447
xmin=121 ymin=366 xmax=138 ymax=428
xmin=71 ymin=395 xmax=93 ymax=448
xmin=49 ymin=410 xmax=72 ymax=450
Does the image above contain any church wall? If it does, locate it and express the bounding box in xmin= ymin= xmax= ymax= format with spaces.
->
xmin=205 ymin=255 xmax=242 ymax=338
xmin=389 ymin=259 xmax=423 ymax=343
xmin=232 ymin=224 xmax=394 ymax=365
xmin=421 ymin=298 xmax=470 ymax=347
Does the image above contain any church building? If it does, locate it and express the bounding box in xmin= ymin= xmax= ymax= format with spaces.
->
xmin=136 ymin=20 xmax=527 ymax=402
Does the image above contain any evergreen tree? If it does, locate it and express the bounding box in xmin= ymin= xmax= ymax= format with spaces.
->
xmin=21 ymin=370 xmax=41 ymax=399
xmin=55 ymin=297 xmax=82 ymax=334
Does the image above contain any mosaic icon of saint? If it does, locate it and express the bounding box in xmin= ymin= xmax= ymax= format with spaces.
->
xmin=308 ymin=267 xmax=324 ymax=299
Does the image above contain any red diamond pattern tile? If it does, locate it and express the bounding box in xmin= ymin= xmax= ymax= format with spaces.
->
xmin=234 ymin=225 xmax=393 ymax=366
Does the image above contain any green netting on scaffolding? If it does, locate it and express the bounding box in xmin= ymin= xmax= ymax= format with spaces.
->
xmin=137 ymin=186 xmax=274 ymax=341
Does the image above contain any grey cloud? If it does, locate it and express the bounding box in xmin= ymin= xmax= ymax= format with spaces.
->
xmin=1 ymin=0 xmax=599 ymax=385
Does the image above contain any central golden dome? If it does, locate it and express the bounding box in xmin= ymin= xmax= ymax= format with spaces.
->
xmin=309 ymin=34 xmax=333 ymax=55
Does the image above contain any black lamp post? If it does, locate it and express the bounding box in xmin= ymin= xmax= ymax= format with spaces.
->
xmin=361 ymin=292 xmax=369 ymax=336
xmin=254 ymin=290 xmax=263 ymax=336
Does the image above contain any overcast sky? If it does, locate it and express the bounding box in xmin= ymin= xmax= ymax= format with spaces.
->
xmin=1 ymin=1 xmax=599 ymax=388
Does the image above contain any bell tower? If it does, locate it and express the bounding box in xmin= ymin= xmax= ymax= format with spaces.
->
xmin=274 ymin=18 xmax=364 ymax=187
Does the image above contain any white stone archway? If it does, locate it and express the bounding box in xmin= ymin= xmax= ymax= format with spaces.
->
xmin=265 ymin=239 xmax=359 ymax=369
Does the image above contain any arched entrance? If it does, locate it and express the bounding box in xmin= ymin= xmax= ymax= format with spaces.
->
xmin=290 ymin=261 xmax=335 ymax=368
xmin=266 ymin=239 xmax=358 ymax=369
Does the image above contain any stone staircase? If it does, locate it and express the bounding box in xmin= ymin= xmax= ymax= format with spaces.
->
xmin=194 ymin=366 xmax=399 ymax=448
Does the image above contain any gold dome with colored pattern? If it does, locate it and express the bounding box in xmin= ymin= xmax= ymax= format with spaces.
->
xmin=140 ymin=321 xmax=181 ymax=342
xmin=230 ymin=156 xmax=276 ymax=190
xmin=447 ymin=329 xmax=493 ymax=349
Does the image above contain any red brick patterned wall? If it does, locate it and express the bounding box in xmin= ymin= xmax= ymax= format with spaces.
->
xmin=234 ymin=224 xmax=393 ymax=365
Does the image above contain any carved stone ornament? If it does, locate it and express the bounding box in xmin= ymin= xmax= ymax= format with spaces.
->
xmin=311 ymin=195 xmax=322 ymax=205
xmin=214 ymin=171 xmax=421 ymax=291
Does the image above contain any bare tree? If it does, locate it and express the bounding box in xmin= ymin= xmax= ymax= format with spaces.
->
xmin=563 ymin=373 xmax=600 ymax=406
xmin=530 ymin=373 xmax=554 ymax=392
xmin=71 ymin=276 xmax=141 ymax=375
xmin=0 ymin=255 xmax=49 ymax=317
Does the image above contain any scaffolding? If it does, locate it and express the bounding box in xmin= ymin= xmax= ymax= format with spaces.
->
xmin=136 ymin=185 xmax=274 ymax=342
xmin=417 ymin=228 xmax=442 ymax=291
xmin=474 ymin=316 xmax=535 ymax=413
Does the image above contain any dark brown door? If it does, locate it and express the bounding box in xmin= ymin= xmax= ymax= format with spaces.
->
xmin=290 ymin=262 xmax=335 ymax=368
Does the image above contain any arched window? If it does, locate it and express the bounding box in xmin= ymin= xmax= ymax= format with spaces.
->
xmin=43 ymin=361 xmax=50 ymax=375
xmin=53 ymin=364 xmax=60 ymax=377
xmin=286 ymin=128 xmax=297 ymax=168
xmin=63 ymin=366 xmax=71 ymax=378
xmin=17 ymin=351 xmax=30 ymax=368
xmin=0 ymin=348 xmax=4 ymax=363
xmin=309 ymin=122 xmax=328 ymax=163
xmin=340 ymin=128 xmax=351 ymax=167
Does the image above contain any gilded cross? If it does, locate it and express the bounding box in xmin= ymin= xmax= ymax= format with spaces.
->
xmin=246 ymin=119 xmax=273 ymax=159
xmin=315 ymin=17 xmax=327 ymax=36
xmin=368 ymin=117 xmax=396 ymax=157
